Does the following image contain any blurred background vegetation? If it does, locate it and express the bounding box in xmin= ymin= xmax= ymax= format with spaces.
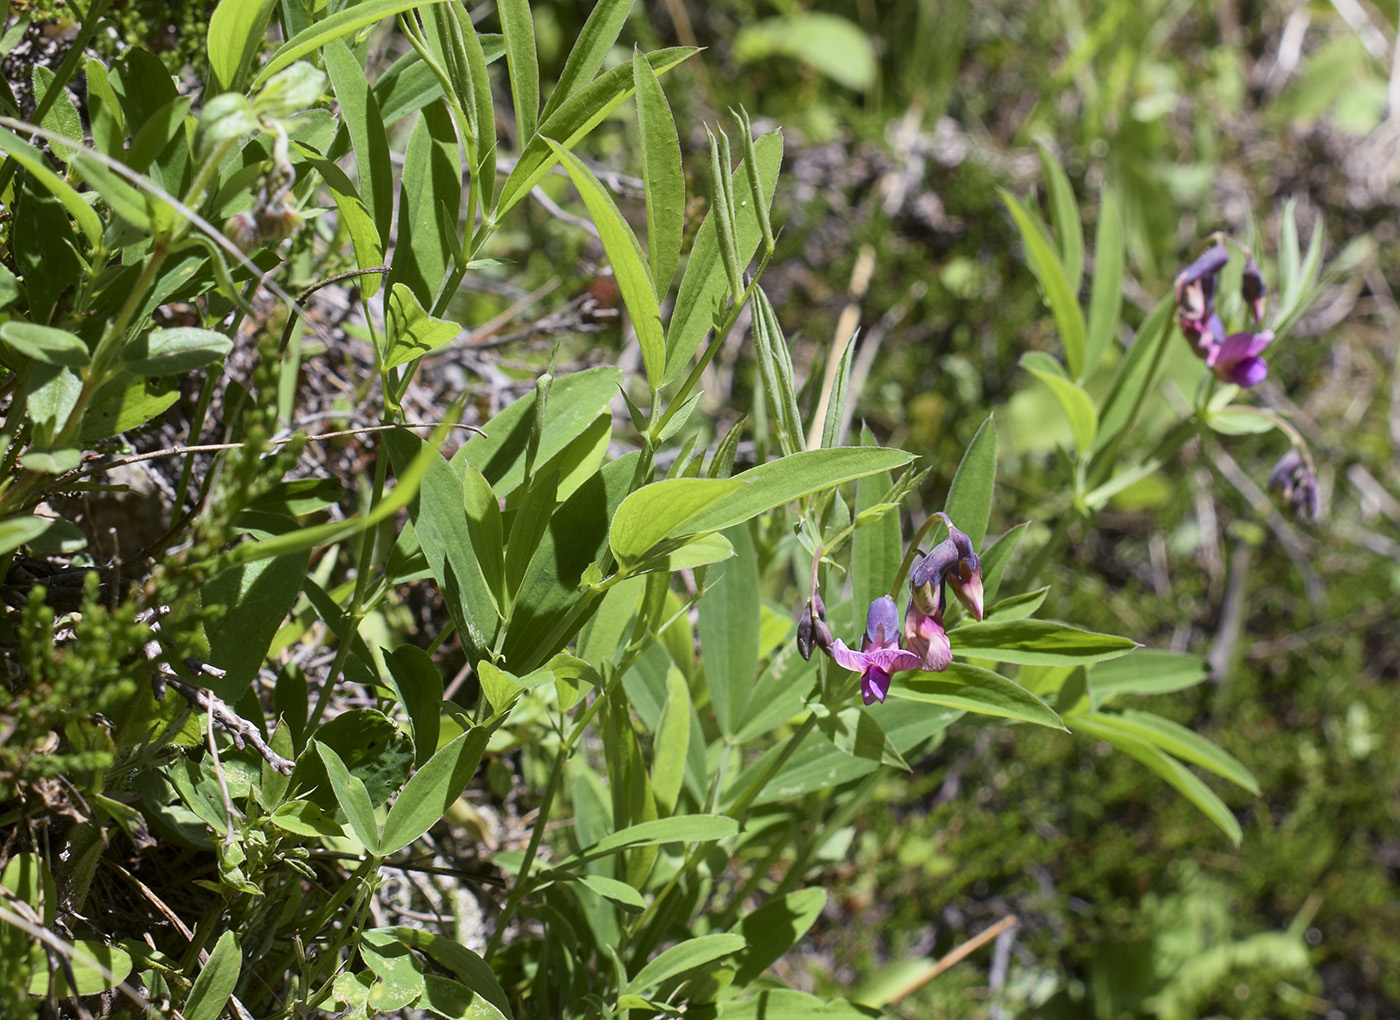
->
xmin=11 ymin=0 xmax=1398 ymax=1015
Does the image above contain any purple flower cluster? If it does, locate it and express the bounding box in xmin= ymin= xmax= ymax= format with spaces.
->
xmin=1174 ymin=242 xmax=1273 ymax=388
xmin=801 ymin=516 xmax=984 ymax=706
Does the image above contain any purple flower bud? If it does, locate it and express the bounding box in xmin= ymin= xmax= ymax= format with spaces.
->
xmin=862 ymin=595 xmax=902 ymax=652
xmin=1174 ymin=243 xmax=1229 ymax=324
xmin=1242 ymin=256 xmax=1268 ymax=324
xmin=943 ymin=523 xmax=984 ymax=622
xmin=1269 ymin=449 xmax=1321 ymax=521
xmin=797 ymin=592 xmax=834 ymax=661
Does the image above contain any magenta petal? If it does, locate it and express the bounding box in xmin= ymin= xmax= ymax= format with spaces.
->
xmin=830 ymin=639 xmax=868 ymax=673
xmin=862 ymin=667 xmax=892 ymax=705
xmin=1215 ymin=329 xmax=1273 ymax=364
xmin=1225 ymin=356 xmax=1268 ymax=388
xmin=864 ymin=647 xmax=922 ymax=674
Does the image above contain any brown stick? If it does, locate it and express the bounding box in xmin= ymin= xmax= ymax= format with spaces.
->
xmin=888 ymin=915 xmax=1019 ymax=1005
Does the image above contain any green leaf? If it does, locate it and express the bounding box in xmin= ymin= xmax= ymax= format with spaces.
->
xmin=1001 ymin=189 xmax=1087 ymax=378
xmin=499 ymin=453 xmax=639 ymax=669
xmin=651 ymin=668 xmax=691 ymax=814
xmin=816 ymin=705 xmax=910 ymax=769
xmin=499 ymin=0 xmax=539 ymax=143
xmin=730 ymin=888 xmax=827 ymax=986
xmin=574 ymin=873 xmax=646 ymax=913
xmin=461 ymin=460 xmax=505 ymax=609
xmin=0 ymin=515 xmax=53 ymax=556
xmin=496 ymin=46 xmax=696 ymax=218
xmin=380 ymin=726 xmax=493 ymax=854
xmin=751 ymin=288 xmax=805 ymax=456
xmin=76 ymin=371 xmax=176 ymax=442
xmin=733 ymin=13 xmax=875 ymax=91
xmin=315 ymin=741 xmax=382 ymax=854
xmin=1071 ymin=713 xmax=1243 ymax=845
xmin=28 ymin=940 xmax=134 ymax=997
xmin=1092 ymin=650 xmax=1208 ymax=704
xmin=611 ymin=448 xmax=914 ymax=566
xmin=417 ymin=974 xmax=510 ymax=1020
xmin=201 ymin=552 xmax=309 ymax=702
xmin=384 ymin=283 xmax=460 ymax=369
xmin=459 ymin=365 xmax=621 ymax=499
xmin=892 ymin=663 xmax=1065 ymax=730
xmin=541 ymin=0 xmax=635 ymax=119
xmin=32 ymin=65 xmax=83 ymax=163
xmin=851 ymin=427 xmax=902 ymax=614
xmin=1207 ymin=406 xmax=1276 ymax=436
xmin=207 ymin=0 xmax=277 ymax=91
xmin=386 ymin=927 xmax=511 ymax=1018
xmin=1036 ymin=140 xmax=1083 ymax=296
xmin=359 ymin=932 xmax=427 ymax=1012
xmin=982 ymin=586 xmax=1049 ymax=622
xmin=122 ymin=328 xmax=232 ymax=375
xmin=610 ymin=477 xmax=745 ymax=567
xmin=561 ymin=814 xmax=738 ymax=868
xmin=545 ymin=140 xmax=664 ymax=387
xmin=943 ymin=414 xmax=996 ymax=549
xmin=949 ymin=619 xmax=1136 ymax=666
xmin=666 ymin=129 xmax=782 ymax=384
xmin=184 ymin=931 xmax=242 ymax=1020
xmin=251 ymin=0 xmax=446 ymax=87
xmin=628 ymin=934 xmax=747 ymax=994
xmin=699 ymin=526 xmax=760 ymax=737
xmin=0 ymin=322 xmax=89 ymax=367
xmin=1092 ymin=295 xmax=1174 ymax=452
xmin=384 ymin=645 xmax=444 ymax=767
xmin=325 ymin=39 xmax=393 ymax=247
xmin=387 ymin=101 xmax=461 ymax=308
xmin=633 ymin=49 xmax=684 ymax=301
xmin=979 ymin=522 xmax=1026 ymax=605
xmin=1104 ymin=709 xmax=1259 ymax=794
xmin=1083 ymin=185 xmax=1123 ymax=380
xmin=385 ymin=430 xmax=500 ymax=666
xmin=1019 ymin=352 xmax=1096 ymax=456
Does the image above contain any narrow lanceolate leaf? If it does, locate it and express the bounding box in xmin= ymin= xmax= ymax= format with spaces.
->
xmin=708 ymin=127 xmax=744 ymax=301
xmin=1092 ymin=295 xmax=1174 ymax=452
xmin=560 ymin=814 xmax=739 ymax=867
xmin=1071 ymin=713 xmax=1243 ymax=846
xmin=1082 ymin=184 xmax=1123 ymax=380
xmin=633 ymin=49 xmax=684 ymax=301
xmin=1036 ymin=140 xmax=1083 ymax=296
xmin=496 ymin=46 xmax=696 ymax=218
xmin=1107 ymin=709 xmax=1259 ymax=794
xmin=949 ymin=619 xmax=1136 ymax=666
xmin=1001 ymin=189 xmax=1087 ymax=379
xmin=379 ymin=726 xmax=493 ymax=854
xmin=1019 ymin=351 xmax=1096 ymax=456
xmin=893 ymin=663 xmax=1065 ymax=730
xmin=735 ymin=106 xmax=775 ymax=253
xmin=943 ymin=414 xmax=996 ymax=549
xmin=444 ymin=2 xmax=496 ymax=213
xmin=0 ymin=128 xmax=101 ymax=245
xmin=546 ymin=140 xmax=665 ymax=388
xmin=499 ymin=0 xmax=539 ymax=143
xmin=699 ymin=526 xmax=760 ymax=738
xmin=610 ymin=447 xmax=913 ymax=566
xmin=386 ymin=102 xmax=461 ymax=309
xmin=324 ymin=39 xmax=394 ymax=248
xmin=184 ymin=932 xmax=241 ymax=1020
xmin=251 ymin=0 xmax=447 ymax=87
xmin=651 ymin=669 xmax=691 ymax=814
xmin=627 ymin=934 xmax=747 ymax=994
xmin=207 ymin=0 xmax=278 ymax=90
xmin=665 ymin=129 xmax=783 ymax=384
xmin=820 ymin=329 xmax=857 ymax=449
xmin=542 ymin=0 xmax=636 ymax=119
xmin=751 ymin=289 xmax=804 ymax=456
xmin=315 ymin=742 xmax=381 ymax=854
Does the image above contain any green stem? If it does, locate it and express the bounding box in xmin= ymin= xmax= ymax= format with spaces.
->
xmin=484 ymin=744 xmax=566 ymax=961
xmin=304 ymin=438 xmax=391 ymax=734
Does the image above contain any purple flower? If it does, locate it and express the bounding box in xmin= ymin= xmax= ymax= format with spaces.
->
xmin=904 ymin=601 xmax=952 ymax=672
xmin=830 ymin=596 xmax=920 ymax=705
xmin=1175 ymin=243 xmax=1229 ymax=343
xmin=1269 ymin=448 xmax=1321 ymax=521
xmin=1242 ymin=256 xmax=1268 ymax=324
xmin=1208 ymin=330 xmax=1273 ymax=388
